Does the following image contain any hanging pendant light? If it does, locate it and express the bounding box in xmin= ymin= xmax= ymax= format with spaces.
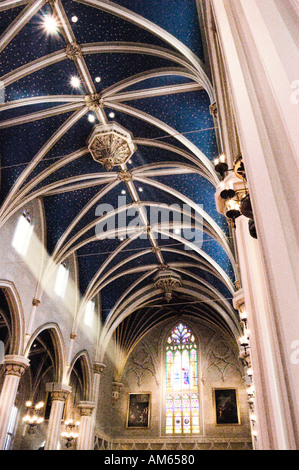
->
xmin=22 ymin=401 xmax=44 ymax=434
xmin=214 ymin=153 xmax=228 ymax=177
xmin=225 ymin=199 xmax=241 ymax=220
xmin=61 ymin=370 xmax=80 ymax=448
xmin=61 ymin=419 xmax=80 ymax=447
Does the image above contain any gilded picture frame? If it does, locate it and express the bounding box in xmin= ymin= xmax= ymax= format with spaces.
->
xmin=126 ymin=393 xmax=151 ymax=429
xmin=213 ymin=388 xmax=240 ymax=425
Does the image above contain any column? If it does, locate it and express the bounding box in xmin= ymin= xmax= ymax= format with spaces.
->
xmin=233 ymin=290 xmax=258 ymax=451
xmin=216 ymin=171 xmax=293 ymax=449
xmin=0 ymin=355 xmax=30 ymax=449
xmin=210 ymin=0 xmax=299 ymax=448
xmin=89 ymin=362 xmax=106 ymax=449
xmin=44 ymin=383 xmax=71 ymax=450
xmin=76 ymin=401 xmax=95 ymax=450
xmin=234 ymin=215 xmax=289 ymax=449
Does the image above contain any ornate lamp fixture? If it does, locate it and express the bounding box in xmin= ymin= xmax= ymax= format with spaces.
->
xmin=234 ymin=155 xmax=246 ymax=181
xmin=61 ymin=419 xmax=80 ymax=448
xmin=154 ymin=269 xmax=182 ymax=302
xmin=239 ymin=334 xmax=250 ymax=354
xmin=22 ymin=400 xmax=44 ymax=434
xmin=214 ymin=153 xmax=228 ymax=178
xmin=218 ymin=155 xmax=257 ymax=237
xmin=87 ymin=122 xmax=136 ymax=171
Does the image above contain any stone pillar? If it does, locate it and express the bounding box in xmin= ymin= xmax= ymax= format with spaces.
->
xmin=210 ymin=0 xmax=299 ymax=449
xmin=233 ymin=290 xmax=258 ymax=450
xmin=76 ymin=401 xmax=95 ymax=450
xmin=0 ymin=355 xmax=30 ymax=449
xmin=44 ymin=383 xmax=71 ymax=450
xmin=232 ymin=215 xmax=289 ymax=449
xmin=215 ymin=171 xmax=290 ymax=449
xmin=89 ymin=362 xmax=106 ymax=449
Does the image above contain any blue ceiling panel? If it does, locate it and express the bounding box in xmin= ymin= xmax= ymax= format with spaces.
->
xmin=0 ymin=0 xmax=237 ymax=335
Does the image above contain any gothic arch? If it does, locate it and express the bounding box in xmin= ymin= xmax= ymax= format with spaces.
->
xmin=24 ymin=322 xmax=66 ymax=383
xmin=67 ymin=350 xmax=93 ymax=402
xmin=0 ymin=280 xmax=24 ymax=356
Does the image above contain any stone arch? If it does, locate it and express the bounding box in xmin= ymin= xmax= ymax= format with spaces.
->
xmin=0 ymin=280 xmax=24 ymax=355
xmin=24 ymin=322 xmax=66 ymax=383
xmin=67 ymin=350 xmax=93 ymax=402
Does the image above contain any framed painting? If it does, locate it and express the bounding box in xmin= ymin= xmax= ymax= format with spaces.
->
xmin=213 ymin=388 xmax=240 ymax=425
xmin=127 ymin=393 xmax=151 ymax=428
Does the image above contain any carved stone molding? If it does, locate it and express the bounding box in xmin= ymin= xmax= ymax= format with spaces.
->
xmin=85 ymin=93 xmax=102 ymax=111
xmin=65 ymin=41 xmax=82 ymax=61
xmin=32 ymin=298 xmax=40 ymax=307
xmin=78 ymin=401 xmax=95 ymax=417
xmin=3 ymin=355 xmax=30 ymax=378
xmin=112 ymin=382 xmax=123 ymax=402
xmin=46 ymin=383 xmax=71 ymax=402
xmin=125 ymin=348 xmax=158 ymax=387
xmin=117 ymin=170 xmax=133 ymax=182
xmin=93 ymin=362 xmax=106 ymax=375
xmin=154 ymin=269 xmax=182 ymax=302
xmin=49 ymin=390 xmax=69 ymax=402
xmin=209 ymin=102 xmax=218 ymax=119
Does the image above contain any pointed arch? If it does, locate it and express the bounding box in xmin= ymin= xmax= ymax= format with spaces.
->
xmin=24 ymin=322 xmax=66 ymax=383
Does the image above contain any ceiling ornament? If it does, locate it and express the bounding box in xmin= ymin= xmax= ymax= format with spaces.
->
xmin=87 ymin=123 xmax=136 ymax=171
xmin=154 ymin=269 xmax=182 ymax=302
xmin=85 ymin=93 xmax=102 ymax=111
xmin=65 ymin=41 xmax=82 ymax=61
xmin=117 ymin=169 xmax=133 ymax=182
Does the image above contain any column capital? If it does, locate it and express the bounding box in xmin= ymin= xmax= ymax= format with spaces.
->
xmin=46 ymin=383 xmax=71 ymax=402
xmin=93 ymin=362 xmax=106 ymax=375
xmin=233 ymin=288 xmax=245 ymax=310
xmin=78 ymin=401 xmax=95 ymax=417
xmin=3 ymin=355 xmax=30 ymax=377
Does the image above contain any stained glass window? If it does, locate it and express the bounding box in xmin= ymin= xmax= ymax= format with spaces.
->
xmin=165 ymin=323 xmax=200 ymax=434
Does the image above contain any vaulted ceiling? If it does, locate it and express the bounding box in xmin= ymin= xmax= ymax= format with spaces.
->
xmin=0 ymin=0 xmax=240 ymax=351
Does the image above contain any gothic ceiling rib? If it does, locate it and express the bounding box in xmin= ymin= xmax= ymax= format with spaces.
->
xmin=0 ymin=0 xmax=238 ymax=351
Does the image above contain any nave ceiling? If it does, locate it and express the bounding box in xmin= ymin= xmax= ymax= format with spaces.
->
xmin=0 ymin=0 xmax=240 ymax=351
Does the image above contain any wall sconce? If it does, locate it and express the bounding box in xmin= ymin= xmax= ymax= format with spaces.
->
xmin=214 ymin=153 xmax=228 ymax=177
xmin=22 ymin=401 xmax=44 ymax=434
xmin=239 ymin=335 xmax=250 ymax=356
xmin=220 ymin=187 xmax=236 ymax=201
xmin=61 ymin=419 xmax=80 ymax=448
xmin=225 ymin=198 xmax=241 ymax=221
xmin=247 ymin=385 xmax=255 ymax=399
xmin=239 ymin=310 xmax=248 ymax=322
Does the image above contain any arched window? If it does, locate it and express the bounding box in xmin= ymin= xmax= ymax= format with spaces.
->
xmin=165 ymin=323 xmax=200 ymax=434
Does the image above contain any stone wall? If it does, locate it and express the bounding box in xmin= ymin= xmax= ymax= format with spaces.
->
xmin=97 ymin=316 xmax=252 ymax=449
